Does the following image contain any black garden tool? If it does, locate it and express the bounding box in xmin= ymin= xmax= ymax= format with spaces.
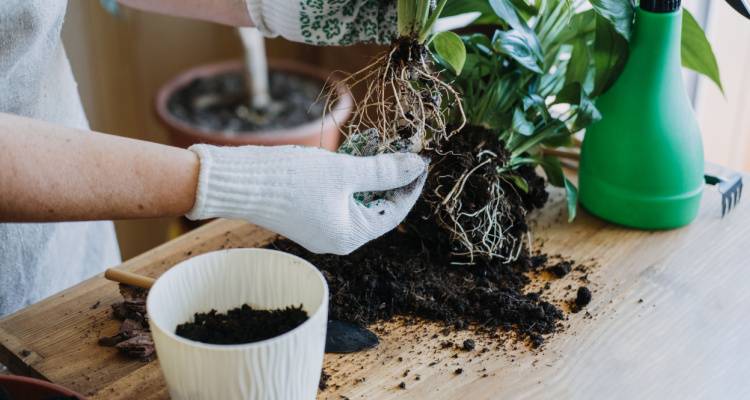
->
xmin=325 ymin=320 xmax=379 ymax=353
xmin=726 ymin=0 xmax=750 ymax=19
xmin=705 ymin=173 xmax=743 ymax=217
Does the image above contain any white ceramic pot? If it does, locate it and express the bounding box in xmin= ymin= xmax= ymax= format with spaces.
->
xmin=147 ymin=248 xmax=328 ymax=400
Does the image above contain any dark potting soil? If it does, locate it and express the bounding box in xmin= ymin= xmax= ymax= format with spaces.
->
xmin=167 ymin=70 xmax=324 ymax=133
xmin=175 ymin=304 xmax=308 ymax=345
xmin=575 ymin=287 xmax=592 ymax=309
xmin=274 ymin=125 xmax=575 ymax=348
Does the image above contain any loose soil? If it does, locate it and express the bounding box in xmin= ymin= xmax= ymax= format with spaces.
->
xmin=168 ymin=70 xmax=324 ymax=133
xmin=274 ymin=125 xmax=571 ymax=349
xmin=175 ymin=304 xmax=308 ymax=345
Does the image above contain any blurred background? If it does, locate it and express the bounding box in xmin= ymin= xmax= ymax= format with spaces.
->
xmin=61 ymin=1 xmax=750 ymax=261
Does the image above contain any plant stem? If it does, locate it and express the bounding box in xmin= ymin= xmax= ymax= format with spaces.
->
xmin=397 ymin=0 xmax=418 ymax=38
xmin=418 ymin=0 xmax=449 ymax=43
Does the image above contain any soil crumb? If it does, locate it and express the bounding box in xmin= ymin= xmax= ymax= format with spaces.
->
xmin=319 ymin=371 xmax=331 ymax=390
xmin=575 ymin=287 xmax=592 ymax=309
xmin=547 ymin=261 xmax=572 ymax=278
xmin=168 ymin=70 xmax=324 ymax=133
xmin=175 ymin=304 xmax=308 ymax=345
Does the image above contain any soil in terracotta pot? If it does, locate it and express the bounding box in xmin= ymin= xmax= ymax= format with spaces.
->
xmin=167 ymin=70 xmax=324 ymax=133
xmin=175 ymin=304 xmax=308 ymax=345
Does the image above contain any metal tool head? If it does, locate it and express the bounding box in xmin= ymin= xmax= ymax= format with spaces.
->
xmin=726 ymin=0 xmax=750 ymax=19
xmin=719 ymin=174 xmax=744 ymax=217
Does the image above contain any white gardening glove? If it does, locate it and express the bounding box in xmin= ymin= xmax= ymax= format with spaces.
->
xmin=186 ymin=144 xmax=427 ymax=255
xmin=244 ymin=0 xmax=396 ymax=46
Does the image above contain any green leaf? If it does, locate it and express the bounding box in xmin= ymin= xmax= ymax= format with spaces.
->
xmin=432 ymin=31 xmax=467 ymax=75
xmin=492 ymin=29 xmax=544 ymax=73
xmin=555 ymin=82 xmax=580 ymax=104
xmin=564 ymin=177 xmax=578 ymax=222
xmin=589 ymin=0 xmax=635 ymax=40
xmin=511 ymin=119 xmax=569 ymax=157
xmin=592 ymin=13 xmax=629 ymax=97
xmin=573 ymin=91 xmax=602 ymax=131
xmin=510 ymin=0 xmax=539 ymax=19
xmin=420 ymin=0 xmax=450 ymax=42
xmin=565 ymin=37 xmax=590 ymax=86
xmin=539 ymin=155 xmax=565 ymax=187
xmin=444 ymin=0 xmax=503 ymax=25
xmin=512 ymin=108 xmax=535 ymax=136
xmin=682 ymin=9 xmax=723 ymax=93
xmin=510 ymin=174 xmax=530 ymax=193
xmin=490 ymin=0 xmax=526 ymax=31
xmin=559 ymin=9 xmax=596 ymax=43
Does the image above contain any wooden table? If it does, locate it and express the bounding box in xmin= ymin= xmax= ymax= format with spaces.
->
xmin=1 ymin=184 xmax=749 ymax=399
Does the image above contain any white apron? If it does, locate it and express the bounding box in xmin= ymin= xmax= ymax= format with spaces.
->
xmin=0 ymin=1 xmax=121 ymax=316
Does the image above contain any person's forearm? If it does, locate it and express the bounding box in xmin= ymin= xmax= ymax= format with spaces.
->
xmin=117 ymin=0 xmax=254 ymax=27
xmin=0 ymin=113 xmax=199 ymax=222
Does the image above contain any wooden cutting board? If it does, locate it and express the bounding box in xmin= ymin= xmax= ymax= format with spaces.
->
xmin=1 ymin=184 xmax=749 ymax=399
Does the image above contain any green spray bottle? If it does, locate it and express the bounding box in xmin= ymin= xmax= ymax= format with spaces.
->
xmin=579 ymin=0 xmax=704 ymax=229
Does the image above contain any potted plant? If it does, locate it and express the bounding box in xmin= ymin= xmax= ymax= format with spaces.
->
xmin=98 ymin=0 xmax=353 ymax=151
xmin=277 ymin=0 xmax=723 ymax=347
xmin=155 ymin=27 xmax=352 ymax=150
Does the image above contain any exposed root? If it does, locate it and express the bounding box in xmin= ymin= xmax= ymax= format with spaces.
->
xmin=326 ymin=38 xmax=465 ymax=153
xmin=423 ymin=131 xmax=532 ymax=264
xmin=328 ymin=40 xmax=546 ymax=265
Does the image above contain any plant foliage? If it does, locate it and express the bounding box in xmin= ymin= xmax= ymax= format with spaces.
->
xmin=435 ymin=0 xmax=721 ymax=220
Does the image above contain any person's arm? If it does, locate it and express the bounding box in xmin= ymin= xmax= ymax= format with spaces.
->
xmin=0 ymin=113 xmax=199 ymax=222
xmin=116 ymin=0 xmax=254 ymax=27
xmin=117 ymin=0 xmax=396 ymax=46
xmin=0 ymin=112 xmax=428 ymax=255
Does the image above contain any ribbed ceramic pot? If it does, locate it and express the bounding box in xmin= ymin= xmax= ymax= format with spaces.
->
xmin=147 ymin=248 xmax=328 ymax=400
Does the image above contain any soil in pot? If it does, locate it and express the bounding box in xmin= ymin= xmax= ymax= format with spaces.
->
xmin=167 ymin=70 xmax=324 ymax=134
xmin=175 ymin=304 xmax=308 ymax=345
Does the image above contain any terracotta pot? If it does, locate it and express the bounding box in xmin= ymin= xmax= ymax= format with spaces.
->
xmin=155 ymin=59 xmax=351 ymax=151
xmin=0 ymin=375 xmax=85 ymax=399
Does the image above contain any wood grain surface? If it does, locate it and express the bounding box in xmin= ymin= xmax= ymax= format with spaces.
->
xmin=1 ymin=183 xmax=749 ymax=399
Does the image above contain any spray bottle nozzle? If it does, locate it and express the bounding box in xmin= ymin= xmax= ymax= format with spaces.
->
xmin=641 ymin=0 xmax=681 ymax=13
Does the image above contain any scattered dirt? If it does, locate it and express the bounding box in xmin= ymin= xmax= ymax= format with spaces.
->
xmin=575 ymin=287 xmax=592 ymax=309
xmin=547 ymin=261 xmax=572 ymax=278
xmin=98 ymin=285 xmax=155 ymax=361
xmin=168 ymin=70 xmax=324 ymax=133
xmin=175 ymin=304 xmax=308 ymax=345
xmin=274 ymin=212 xmax=568 ymax=350
xmin=319 ymin=371 xmax=331 ymax=391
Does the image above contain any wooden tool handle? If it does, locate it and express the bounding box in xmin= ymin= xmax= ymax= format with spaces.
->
xmin=104 ymin=268 xmax=156 ymax=289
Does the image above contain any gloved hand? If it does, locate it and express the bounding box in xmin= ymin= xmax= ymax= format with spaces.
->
xmin=244 ymin=0 xmax=396 ymax=46
xmin=186 ymin=144 xmax=427 ymax=255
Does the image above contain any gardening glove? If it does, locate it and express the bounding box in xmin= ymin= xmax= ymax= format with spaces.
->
xmin=186 ymin=144 xmax=428 ymax=255
xmin=244 ymin=0 xmax=396 ymax=46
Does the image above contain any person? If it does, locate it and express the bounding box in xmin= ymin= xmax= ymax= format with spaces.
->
xmin=0 ymin=0 xmax=426 ymax=316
